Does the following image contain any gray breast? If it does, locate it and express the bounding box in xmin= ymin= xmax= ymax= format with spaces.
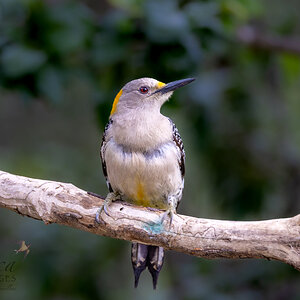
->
xmin=115 ymin=141 xmax=174 ymax=160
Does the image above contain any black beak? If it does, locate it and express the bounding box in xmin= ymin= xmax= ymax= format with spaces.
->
xmin=154 ymin=78 xmax=195 ymax=95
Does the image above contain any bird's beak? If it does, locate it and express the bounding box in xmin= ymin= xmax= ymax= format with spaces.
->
xmin=153 ymin=78 xmax=195 ymax=95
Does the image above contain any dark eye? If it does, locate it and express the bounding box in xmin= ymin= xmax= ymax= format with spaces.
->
xmin=139 ymin=86 xmax=149 ymax=94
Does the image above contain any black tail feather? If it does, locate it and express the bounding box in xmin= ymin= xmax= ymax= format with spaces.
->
xmin=148 ymin=265 xmax=159 ymax=289
xmin=131 ymin=243 xmax=148 ymax=288
xmin=133 ymin=267 xmax=145 ymax=288
xmin=131 ymin=243 xmax=165 ymax=289
xmin=147 ymin=246 xmax=164 ymax=289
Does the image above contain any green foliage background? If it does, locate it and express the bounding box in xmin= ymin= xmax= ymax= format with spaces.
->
xmin=0 ymin=0 xmax=299 ymax=299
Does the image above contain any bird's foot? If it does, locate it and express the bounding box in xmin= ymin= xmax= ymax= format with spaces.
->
xmin=95 ymin=192 xmax=120 ymax=224
xmin=160 ymin=206 xmax=176 ymax=229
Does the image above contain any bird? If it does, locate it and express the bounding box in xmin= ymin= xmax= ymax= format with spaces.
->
xmin=96 ymin=77 xmax=195 ymax=289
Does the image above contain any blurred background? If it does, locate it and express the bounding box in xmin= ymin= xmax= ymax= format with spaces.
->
xmin=0 ymin=0 xmax=300 ymax=299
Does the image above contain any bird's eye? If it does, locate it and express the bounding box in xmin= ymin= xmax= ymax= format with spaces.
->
xmin=139 ymin=86 xmax=149 ymax=94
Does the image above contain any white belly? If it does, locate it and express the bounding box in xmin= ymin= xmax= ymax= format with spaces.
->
xmin=105 ymin=140 xmax=183 ymax=209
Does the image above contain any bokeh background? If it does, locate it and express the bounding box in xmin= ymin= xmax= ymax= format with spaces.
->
xmin=0 ymin=0 xmax=300 ymax=299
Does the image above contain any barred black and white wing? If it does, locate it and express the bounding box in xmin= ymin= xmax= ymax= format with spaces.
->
xmin=169 ymin=118 xmax=185 ymax=179
xmin=168 ymin=118 xmax=185 ymax=210
xmin=100 ymin=119 xmax=113 ymax=192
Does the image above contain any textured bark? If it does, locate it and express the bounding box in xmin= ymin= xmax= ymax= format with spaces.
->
xmin=0 ymin=170 xmax=299 ymax=270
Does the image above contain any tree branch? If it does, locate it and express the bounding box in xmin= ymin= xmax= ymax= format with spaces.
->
xmin=0 ymin=170 xmax=299 ymax=270
xmin=237 ymin=26 xmax=300 ymax=55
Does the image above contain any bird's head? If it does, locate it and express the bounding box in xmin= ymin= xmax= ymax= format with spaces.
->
xmin=110 ymin=77 xmax=195 ymax=116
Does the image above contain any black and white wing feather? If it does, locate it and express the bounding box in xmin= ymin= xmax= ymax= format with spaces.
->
xmin=100 ymin=119 xmax=113 ymax=192
xmin=169 ymin=118 xmax=185 ymax=179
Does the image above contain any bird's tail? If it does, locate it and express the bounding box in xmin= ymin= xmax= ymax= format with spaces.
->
xmin=131 ymin=243 xmax=164 ymax=289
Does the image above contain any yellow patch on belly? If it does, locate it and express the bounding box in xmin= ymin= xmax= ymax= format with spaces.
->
xmin=134 ymin=180 xmax=151 ymax=207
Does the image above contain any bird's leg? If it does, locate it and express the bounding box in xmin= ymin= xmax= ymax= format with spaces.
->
xmin=160 ymin=196 xmax=177 ymax=228
xmin=95 ymin=191 xmax=120 ymax=224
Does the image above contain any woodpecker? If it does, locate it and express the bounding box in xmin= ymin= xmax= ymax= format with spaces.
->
xmin=96 ymin=77 xmax=195 ymax=289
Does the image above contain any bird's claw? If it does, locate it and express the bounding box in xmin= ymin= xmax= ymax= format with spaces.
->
xmin=160 ymin=207 xmax=176 ymax=229
xmin=95 ymin=205 xmax=106 ymax=224
xmin=95 ymin=192 xmax=120 ymax=224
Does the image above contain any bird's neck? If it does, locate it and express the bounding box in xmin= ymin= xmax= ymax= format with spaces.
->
xmin=111 ymin=109 xmax=172 ymax=151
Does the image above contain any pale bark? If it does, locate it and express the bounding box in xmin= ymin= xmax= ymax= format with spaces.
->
xmin=0 ymin=170 xmax=299 ymax=270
